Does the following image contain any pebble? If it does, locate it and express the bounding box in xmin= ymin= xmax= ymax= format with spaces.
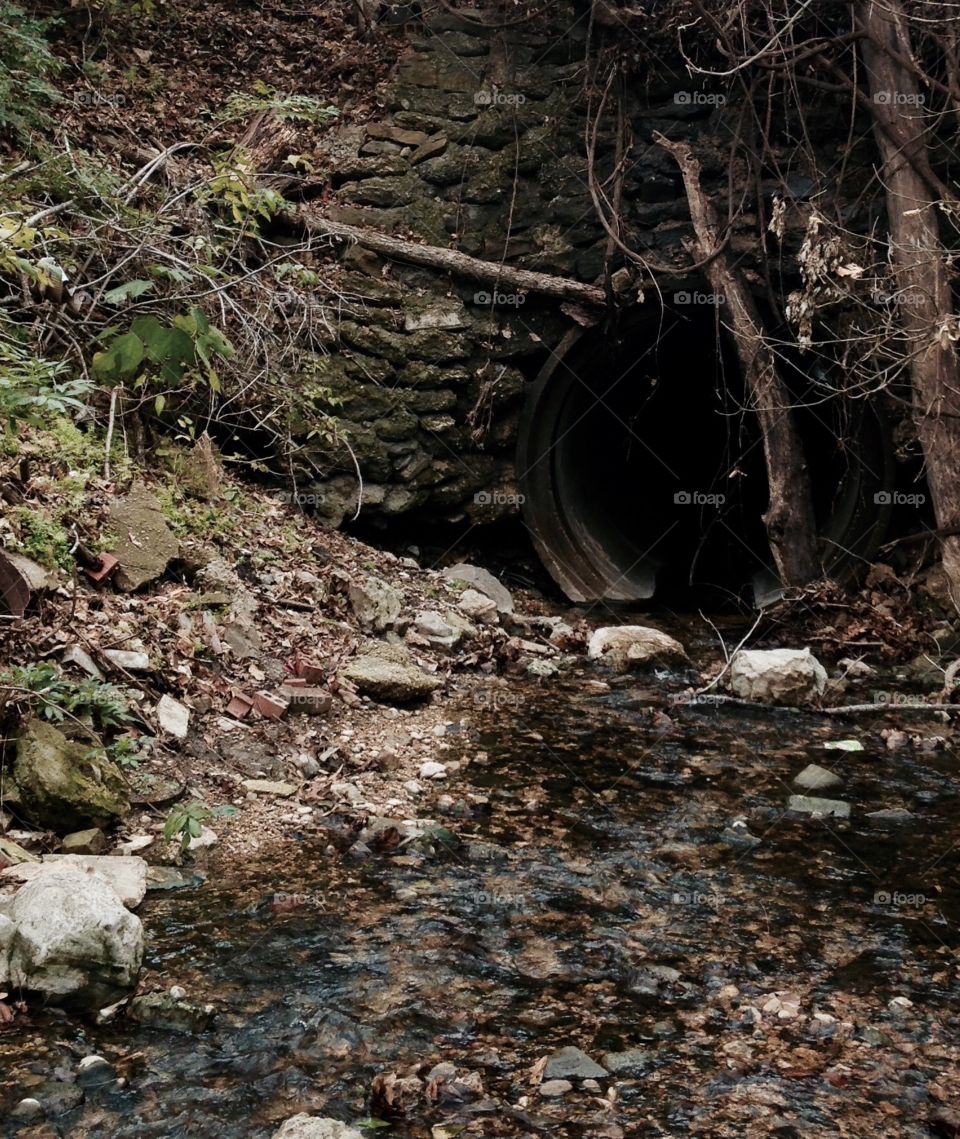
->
xmin=793 ymin=763 xmax=842 ymax=792
xmin=118 ymin=834 xmax=154 ymax=856
xmin=787 ymin=794 xmax=850 ymax=819
xmin=332 ymin=782 xmax=363 ymax=803
xmin=396 ymin=886 xmax=418 ymax=902
xmin=169 ymin=985 xmax=187 ymax=1000
xmin=539 ymin=1079 xmax=573 ymax=1097
xmin=419 ymin=761 xmax=447 ymax=780
xmin=544 ymin=1046 xmax=608 ymax=1080
xmin=404 ymin=780 xmax=423 ymax=796
xmin=867 ymin=808 xmax=914 ymax=827
xmin=12 ymin=1098 xmax=45 ymax=1122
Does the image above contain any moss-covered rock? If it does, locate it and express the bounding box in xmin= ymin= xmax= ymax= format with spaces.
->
xmin=11 ymin=718 xmax=129 ymax=834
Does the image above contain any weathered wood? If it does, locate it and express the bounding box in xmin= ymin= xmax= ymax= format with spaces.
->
xmin=653 ymin=132 xmax=821 ymax=587
xmin=296 ymin=208 xmax=610 ymax=307
xmin=859 ymin=0 xmax=960 ymax=609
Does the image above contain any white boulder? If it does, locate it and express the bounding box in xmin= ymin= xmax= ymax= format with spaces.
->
xmin=587 ymin=626 xmax=687 ymax=672
xmin=1 ymin=854 xmax=147 ymax=908
xmin=726 ymin=648 xmax=827 ymax=705
xmin=4 ymin=867 xmax=143 ymax=1006
xmin=273 ymin=1116 xmax=364 ymax=1139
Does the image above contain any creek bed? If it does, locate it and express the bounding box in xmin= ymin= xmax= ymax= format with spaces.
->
xmin=2 ymin=669 xmax=959 ymax=1138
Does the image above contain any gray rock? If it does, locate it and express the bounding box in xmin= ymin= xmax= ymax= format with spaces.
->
xmin=867 ymin=807 xmax=914 ymax=827
xmin=539 ymin=1079 xmax=573 ymax=1096
xmin=76 ymin=1055 xmax=117 ymax=1089
xmin=544 ymin=1045 xmax=608 ymax=1081
xmin=0 ymin=836 xmax=40 ymax=865
xmin=726 ymin=648 xmax=827 ymax=705
xmin=342 ymin=642 xmax=442 ymax=703
xmin=272 ymin=1116 xmax=365 ymax=1139
xmin=442 ymin=563 xmax=514 ymax=613
xmin=788 ymin=794 xmax=850 ymax=819
xmin=11 ymin=1098 xmax=45 ymax=1122
xmin=62 ymin=644 xmax=104 ymax=679
xmin=109 ymin=482 xmax=180 ymax=591
xmin=129 ymin=991 xmax=215 ymax=1034
xmin=2 ymin=854 xmax=147 ymax=908
xmin=241 ymin=779 xmax=298 ymax=797
xmin=145 ymin=865 xmax=206 ymax=891
xmin=348 ymin=576 xmax=403 ymax=632
xmin=457 ymin=588 xmax=499 ymax=624
xmin=5 ymin=867 xmax=143 ymax=1007
xmin=9 ymin=717 xmax=128 ymax=834
xmin=587 ymin=626 xmax=687 ymax=672
xmin=103 ymin=649 xmax=151 ymax=671
xmin=793 ymin=763 xmax=842 ymax=792
xmin=62 ymin=827 xmax=107 ymax=855
xmin=602 ymin=1049 xmax=651 ymax=1076
xmin=157 ymin=694 xmax=190 ymax=740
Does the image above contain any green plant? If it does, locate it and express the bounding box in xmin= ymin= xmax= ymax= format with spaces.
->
xmin=109 ymin=732 xmax=153 ymax=768
xmin=7 ymin=508 xmax=72 ymax=571
xmin=0 ymin=2 xmax=61 ymax=142
xmin=1 ymin=663 xmax=137 ymax=733
xmin=0 ymin=327 xmax=92 ymax=430
xmin=163 ymin=801 xmax=210 ymax=853
xmin=91 ymin=306 xmax=235 ymax=399
xmin=205 ymin=153 xmax=284 ymax=233
xmin=216 ymin=83 xmax=338 ymax=126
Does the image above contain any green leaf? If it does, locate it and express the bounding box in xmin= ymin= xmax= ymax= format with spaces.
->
xmin=104 ymin=279 xmax=154 ymax=305
xmin=154 ymin=394 xmax=166 ymax=415
xmin=91 ymin=331 xmax=145 ymax=382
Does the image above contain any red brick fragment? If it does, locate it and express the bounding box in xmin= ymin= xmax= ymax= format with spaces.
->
xmin=253 ymin=691 xmax=289 ymax=720
xmin=85 ymin=554 xmax=120 ymax=585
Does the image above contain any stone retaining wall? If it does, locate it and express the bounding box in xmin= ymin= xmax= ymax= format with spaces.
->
xmin=289 ymin=1 xmax=812 ymax=528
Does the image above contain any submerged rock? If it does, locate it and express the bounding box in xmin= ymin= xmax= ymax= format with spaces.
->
xmin=603 ymin=1049 xmax=652 ymax=1076
xmin=587 ymin=626 xmax=687 ymax=672
xmin=793 ymin=763 xmax=842 ymax=792
xmin=272 ymin=1116 xmax=364 ymax=1139
xmin=726 ymin=648 xmax=827 ymax=705
xmin=9 ymin=717 xmax=128 ymax=834
xmin=342 ymin=642 xmax=442 ymax=703
xmin=544 ymin=1045 xmax=608 ymax=1081
xmin=4 ymin=867 xmax=143 ymax=1007
xmin=129 ymin=991 xmax=215 ymax=1034
xmin=788 ymin=794 xmax=850 ymax=819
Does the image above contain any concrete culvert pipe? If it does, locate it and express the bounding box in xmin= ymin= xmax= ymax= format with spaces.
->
xmin=516 ymin=305 xmax=894 ymax=607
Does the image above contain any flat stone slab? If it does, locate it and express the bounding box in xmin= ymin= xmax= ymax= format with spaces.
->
xmin=241 ymin=780 xmax=298 ymax=797
xmin=788 ymin=795 xmax=850 ymax=819
xmin=867 ymin=808 xmax=914 ymax=827
xmin=109 ymin=482 xmax=180 ymax=591
xmin=2 ymin=854 xmax=147 ymax=908
xmin=543 ymin=1046 xmax=608 ymax=1081
xmin=793 ymin=764 xmax=842 ymax=792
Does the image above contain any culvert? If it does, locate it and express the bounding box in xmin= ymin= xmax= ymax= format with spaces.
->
xmin=517 ymin=305 xmax=894 ymax=607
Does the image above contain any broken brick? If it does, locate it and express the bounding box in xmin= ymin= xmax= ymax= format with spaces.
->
xmin=85 ymin=553 xmax=120 ymax=585
xmin=253 ymin=691 xmax=289 ymax=720
xmin=294 ymin=659 xmax=325 ymax=684
xmin=226 ymin=694 xmax=254 ymax=720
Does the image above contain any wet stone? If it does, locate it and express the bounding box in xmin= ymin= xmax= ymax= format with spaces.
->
xmin=793 ymin=763 xmax=842 ymax=792
xmin=788 ymin=794 xmax=850 ymax=818
xmin=544 ymin=1046 xmax=608 ymax=1081
xmin=603 ymin=1049 xmax=652 ymax=1076
xmin=867 ymin=807 xmax=914 ymax=827
xmin=540 ymin=1079 xmax=573 ymax=1096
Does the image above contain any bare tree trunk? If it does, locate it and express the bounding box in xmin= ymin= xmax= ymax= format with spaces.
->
xmin=859 ymin=0 xmax=960 ymax=604
xmin=654 ymin=133 xmax=821 ymax=587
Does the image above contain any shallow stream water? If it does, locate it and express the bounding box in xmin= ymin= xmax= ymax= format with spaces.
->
xmin=2 ymin=659 xmax=959 ymax=1138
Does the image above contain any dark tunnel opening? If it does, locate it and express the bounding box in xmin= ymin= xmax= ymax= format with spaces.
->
xmin=517 ymin=304 xmax=894 ymax=609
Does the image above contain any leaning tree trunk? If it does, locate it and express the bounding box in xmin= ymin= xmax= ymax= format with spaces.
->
xmin=859 ymin=0 xmax=960 ymax=605
xmin=654 ymin=134 xmax=821 ymax=587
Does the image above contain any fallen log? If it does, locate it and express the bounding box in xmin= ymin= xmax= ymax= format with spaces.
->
xmin=295 ymin=208 xmax=610 ymax=307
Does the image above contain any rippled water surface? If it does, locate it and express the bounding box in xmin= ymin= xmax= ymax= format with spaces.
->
xmin=3 ymin=665 xmax=959 ymax=1138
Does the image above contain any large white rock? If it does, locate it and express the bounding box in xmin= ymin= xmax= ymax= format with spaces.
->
xmin=1 ymin=854 xmax=147 ymax=908
xmin=587 ymin=626 xmax=687 ymax=672
xmin=273 ymin=1116 xmax=364 ymax=1139
xmin=726 ymin=648 xmax=827 ymax=705
xmin=4 ymin=868 xmax=143 ymax=1006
